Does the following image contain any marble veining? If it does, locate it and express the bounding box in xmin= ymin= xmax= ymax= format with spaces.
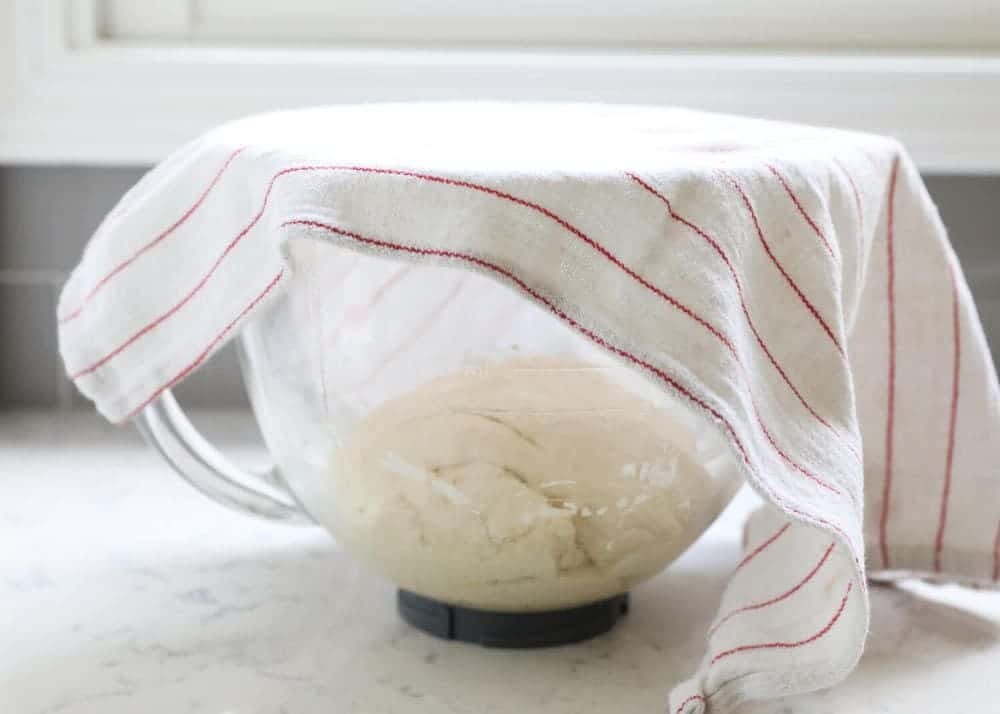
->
xmin=1 ymin=412 xmax=998 ymax=713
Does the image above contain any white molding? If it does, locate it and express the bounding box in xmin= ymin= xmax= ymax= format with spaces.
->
xmin=2 ymin=2 xmax=999 ymax=172
xmin=100 ymin=0 xmax=1000 ymax=51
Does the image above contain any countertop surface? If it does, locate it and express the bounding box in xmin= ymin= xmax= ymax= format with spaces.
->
xmin=2 ymin=411 xmax=999 ymax=713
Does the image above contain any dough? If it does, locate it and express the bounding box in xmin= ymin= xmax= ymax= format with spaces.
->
xmin=323 ymin=358 xmax=719 ymax=612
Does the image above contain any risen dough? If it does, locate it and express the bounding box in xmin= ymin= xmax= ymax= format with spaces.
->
xmin=325 ymin=359 xmax=715 ymax=611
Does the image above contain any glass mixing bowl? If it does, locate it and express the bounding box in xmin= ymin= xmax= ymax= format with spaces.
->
xmin=137 ymin=240 xmax=741 ymax=626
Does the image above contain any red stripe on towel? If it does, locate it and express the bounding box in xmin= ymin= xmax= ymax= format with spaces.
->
xmin=674 ymin=694 xmax=706 ymax=714
xmin=628 ymin=172 xmax=861 ymax=464
xmin=336 ymin=166 xmax=738 ymax=353
xmin=766 ymin=164 xmax=836 ymax=260
xmin=726 ymin=173 xmax=846 ymax=358
xmin=59 ymin=147 xmax=246 ymax=324
xmin=127 ymin=270 xmax=285 ymax=418
xmin=879 ymin=157 xmax=901 ymax=570
xmin=733 ymin=523 xmax=791 ymax=574
xmin=68 ymin=162 xmax=315 ymax=380
xmin=934 ymin=275 xmax=962 ymax=572
xmin=74 ymin=162 xmax=844 ymax=497
xmin=709 ymin=581 xmax=853 ymax=665
xmin=755 ymin=418 xmax=843 ymax=494
xmin=67 ymin=163 xmax=731 ymax=382
xmin=709 ymin=542 xmax=836 ymax=638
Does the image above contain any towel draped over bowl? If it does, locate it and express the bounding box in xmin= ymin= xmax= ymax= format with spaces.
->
xmin=58 ymin=103 xmax=1000 ymax=713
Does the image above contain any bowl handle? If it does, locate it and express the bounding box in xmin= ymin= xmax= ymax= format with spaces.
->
xmin=135 ymin=389 xmax=315 ymax=525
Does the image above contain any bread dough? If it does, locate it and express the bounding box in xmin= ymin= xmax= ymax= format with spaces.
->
xmin=324 ymin=358 xmax=719 ymax=612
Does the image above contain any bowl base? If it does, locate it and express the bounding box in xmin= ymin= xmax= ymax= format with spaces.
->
xmin=396 ymin=590 xmax=630 ymax=648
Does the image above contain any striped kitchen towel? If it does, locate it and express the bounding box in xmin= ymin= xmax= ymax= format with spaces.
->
xmin=58 ymin=103 xmax=1000 ymax=713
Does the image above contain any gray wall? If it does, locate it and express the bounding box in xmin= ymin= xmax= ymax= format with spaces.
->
xmin=1 ymin=167 xmax=997 ymax=410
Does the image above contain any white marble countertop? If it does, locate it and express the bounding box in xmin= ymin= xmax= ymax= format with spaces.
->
xmin=2 ymin=411 xmax=999 ymax=713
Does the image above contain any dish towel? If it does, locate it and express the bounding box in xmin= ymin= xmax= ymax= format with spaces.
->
xmin=58 ymin=103 xmax=1000 ymax=713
